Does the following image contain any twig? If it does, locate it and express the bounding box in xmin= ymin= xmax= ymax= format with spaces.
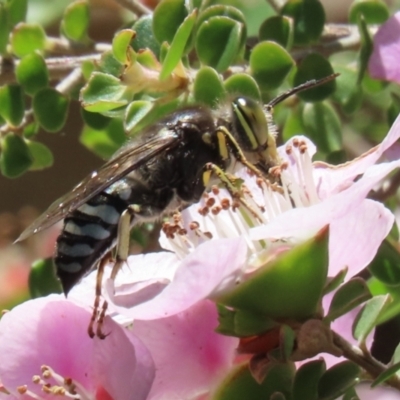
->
xmin=332 ymin=330 xmax=400 ymax=390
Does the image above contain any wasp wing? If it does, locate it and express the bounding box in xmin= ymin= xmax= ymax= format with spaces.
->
xmin=16 ymin=130 xmax=180 ymax=242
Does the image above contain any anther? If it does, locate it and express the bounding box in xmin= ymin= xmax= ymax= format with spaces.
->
xmin=189 ymin=221 xmax=200 ymax=230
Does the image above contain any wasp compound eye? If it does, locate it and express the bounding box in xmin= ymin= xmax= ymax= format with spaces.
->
xmin=231 ymin=97 xmax=270 ymax=153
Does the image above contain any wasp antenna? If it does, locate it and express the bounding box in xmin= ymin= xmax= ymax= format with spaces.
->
xmin=267 ymin=73 xmax=340 ymax=109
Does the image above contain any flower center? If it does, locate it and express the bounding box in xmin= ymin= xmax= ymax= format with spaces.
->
xmin=14 ymin=365 xmax=94 ymax=400
xmin=160 ymin=137 xmax=318 ymax=258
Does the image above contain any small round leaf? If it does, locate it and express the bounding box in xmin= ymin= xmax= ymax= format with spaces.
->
xmin=196 ymin=16 xmax=243 ymax=73
xmin=0 ymin=84 xmax=24 ymax=126
xmin=16 ymin=52 xmax=49 ymax=95
xmin=153 ymin=0 xmax=187 ymax=44
xmin=112 ymin=29 xmax=136 ymax=65
xmin=224 ymin=73 xmax=261 ymax=101
xmin=26 ymin=140 xmax=54 ymax=170
xmin=61 ymin=0 xmax=90 ymax=42
xmin=194 ymin=66 xmax=225 ymax=107
xmin=0 ymin=133 xmax=33 ymax=178
xmin=131 ymin=15 xmax=160 ymax=56
xmin=293 ymin=54 xmax=336 ymax=102
xmin=11 ymin=23 xmax=46 ymax=57
xmin=259 ymin=15 xmax=292 ymax=49
xmin=197 ymin=5 xmax=247 ymax=49
xmin=281 ymin=0 xmax=325 ymax=45
xmin=249 ymin=41 xmax=294 ymax=91
xmin=349 ymin=0 xmax=389 ymax=24
xmin=33 ymin=88 xmax=69 ymax=132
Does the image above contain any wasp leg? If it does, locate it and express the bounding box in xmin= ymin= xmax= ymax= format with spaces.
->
xmin=216 ymin=126 xmax=266 ymax=180
xmin=203 ymin=163 xmax=264 ymax=223
xmin=110 ymin=206 xmax=137 ymax=281
xmin=88 ymin=252 xmax=110 ymax=339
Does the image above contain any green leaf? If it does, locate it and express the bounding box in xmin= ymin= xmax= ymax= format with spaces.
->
xmin=369 ymin=239 xmax=400 ymax=286
xmin=318 ymin=361 xmax=360 ymax=400
xmin=61 ymin=0 xmax=90 ymax=42
xmin=281 ymin=0 xmax=325 ymax=45
xmin=249 ymin=41 xmax=294 ymax=91
xmin=0 ymin=133 xmax=32 ymax=178
xmin=368 ymin=278 xmax=400 ymax=324
xmin=322 ymin=268 xmax=348 ymax=295
xmin=193 ymin=66 xmax=225 ymax=107
xmin=349 ymin=0 xmax=389 ymax=24
xmin=16 ymin=52 xmax=49 ymax=95
xmin=29 ymin=258 xmax=62 ymax=298
xmin=26 ymin=140 xmax=54 ymax=170
xmin=357 ymin=14 xmax=374 ymax=85
xmin=80 ymin=118 xmax=126 ymax=159
xmin=124 ymin=100 xmax=153 ymax=133
xmin=196 ymin=16 xmax=243 ymax=73
xmin=197 ymin=5 xmax=247 ymax=49
xmin=0 ymin=5 xmax=9 ymax=54
xmin=259 ymin=16 xmax=293 ymax=49
xmin=292 ymin=360 xmax=325 ymax=400
xmin=331 ymin=65 xmax=363 ymax=114
xmin=98 ymin=51 xmax=124 ymax=77
xmin=0 ymin=84 xmax=24 ymax=126
xmin=112 ymin=29 xmax=136 ymax=65
xmin=213 ymin=363 xmax=294 ymax=400
xmin=217 ymin=228 xmax=329 ymax=320
xmin=325 ymin=278 xmax=372 ymax=322
xmin=81 ymin=108 xmax=111 ymax=130
xmin=7 ymin=0 xmax=27 ymax=26
xmin=224 ymin=73 xmax=261 ymax=101
xmin=153 ymin=0 xmax=187 ymax=44
xmin=33 ymin=88 xmax=69 ymax=132
xmin=131 ymin=15 xmax=160 ymax=57
xmin=372 ymin=361 xmax=400 ymax=387
xmin=293 ymin=54 xmax=336 ymax=102
xmin=11 ymin=23 xmax=46 ymax=57
xmin=280 ymin=325 xmax=296 ymax=360
xmin=353 ymin=294 xmax=391 ymax=345
xmin=302 ymin=102 xmax=342 ymax=154
xmin=81 ymin=72 xmax=130 ymax=113
xmin=160 ymin=9 xmax=197 ymax=80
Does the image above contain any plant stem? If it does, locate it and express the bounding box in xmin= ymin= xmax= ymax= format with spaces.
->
xmin=332 ymin=330 xmax=400 ymax=390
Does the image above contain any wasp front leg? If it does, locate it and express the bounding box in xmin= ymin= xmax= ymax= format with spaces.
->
xmin=203 ymin=163 xmax=264 ymax=223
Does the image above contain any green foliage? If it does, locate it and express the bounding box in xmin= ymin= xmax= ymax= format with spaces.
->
xmin=0 ymin=133 xmax=32 ymax=177
xmin=61 ymin=0 xmax=90 ymax=42
xmin=29 ymin=258 xmax=62 ymax=298
xmin=217 ymin=229 xmax=329 ymax=320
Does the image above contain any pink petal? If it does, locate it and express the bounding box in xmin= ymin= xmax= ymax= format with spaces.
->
xmin=354 ymin=382 xmax=400 ymax=399
xmin=369 ymin=12 xmax=400 ymax=84
xmin=107 ymin=238 xmax=248 ymax=320
xmin=133 ymin=300 xmax=238 ymax=400
xmin=0 ymin=295 xmax=154 ymax=400
xmin=329 ymin=199 xmax=394 ymax=277
xmin=314 ymin=114 xmax=400 ymax=198
xmin=251 ymin=160 xmax=400 ymax=276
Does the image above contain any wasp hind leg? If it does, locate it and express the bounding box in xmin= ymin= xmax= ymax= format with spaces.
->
xmin=89 ymin=206 xmax=136 ymax=339
xmin=88 ymin=252 xmax=111 ymax=339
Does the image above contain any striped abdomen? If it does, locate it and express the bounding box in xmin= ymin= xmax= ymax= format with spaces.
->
xmin=55 ymin=185 xmax=129 ymax=295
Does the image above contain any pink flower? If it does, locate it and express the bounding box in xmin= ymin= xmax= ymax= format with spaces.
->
xmin=0 ymin=295 xmax=155 ymax=400
xmin=369 ymin=11 xmax=400 ymax=83
xmin=133 ymin=300 xmax=238 ymax=400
